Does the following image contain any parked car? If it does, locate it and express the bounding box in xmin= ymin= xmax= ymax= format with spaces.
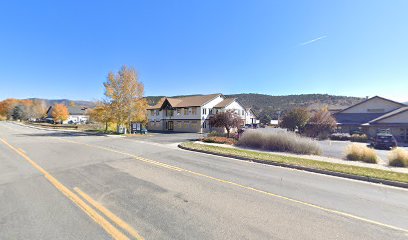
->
xmin=370 ymin=133 xmax=397 ymax=150
xmin=350 ymin=129 xmax=364 ymax=135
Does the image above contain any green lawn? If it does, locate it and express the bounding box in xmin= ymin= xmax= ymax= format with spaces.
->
xmin=179 ymin=142 xmax=408 ymax=184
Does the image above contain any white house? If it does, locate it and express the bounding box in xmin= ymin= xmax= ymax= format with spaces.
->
xmin=146 ymin=93 xmax=258 ymax=133
xmin=46 ymin=105 xmax=89 ymax=124
xmin=245 ymin=108 xmax=260 ymax=126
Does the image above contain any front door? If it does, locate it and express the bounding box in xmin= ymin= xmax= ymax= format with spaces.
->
xmin=167 ymin=121 xmax=174 ymax=131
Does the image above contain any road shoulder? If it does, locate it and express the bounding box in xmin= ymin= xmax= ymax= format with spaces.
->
xmin=179 ymin=142 xmax=408 ymax=189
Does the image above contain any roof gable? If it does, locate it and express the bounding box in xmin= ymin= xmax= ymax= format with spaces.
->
xmin=369 ymin=107 xmax=408 ymax=124
xmin=147 ymin=93 xmax=222 ymax=109
xmin=337 ymin=96 xmax=405 ymax=114
xmin=214 ymin=98 xmax=236 ymax=108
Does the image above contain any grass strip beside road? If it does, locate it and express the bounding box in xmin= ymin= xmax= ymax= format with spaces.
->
xmin=179 ymin=142 xmax=408 ymax=184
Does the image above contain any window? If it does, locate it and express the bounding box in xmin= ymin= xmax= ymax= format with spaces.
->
xmin=176 ymin=108 xmax=181 ymax=115
xmin=166 ymin=110 xmax=174 ymax=117
xmin=192 ymin=107 xmax=197 ymax=115
xmin=203 ymin=121 xmax=207 ymax=129
xmin=242 ymin=110 xmax=244 ymax=115
xmin=184 ymin=108 xmax=188 ymax=115
xmin=203 ymin=108 xmax=207 ymax=114
xmin=191 ymin=120 xmax=197 ymax=129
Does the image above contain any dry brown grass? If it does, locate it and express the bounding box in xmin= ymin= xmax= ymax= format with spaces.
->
xmin=388 ymin=148 xmax=408 ymax=167
xmin=345 ymin=144 xmax=378 ymax=164
xmin=237 ymin=129 xmax=321 ymax=155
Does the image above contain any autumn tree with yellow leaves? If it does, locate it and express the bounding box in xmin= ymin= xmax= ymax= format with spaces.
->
xmin=89 ymin=100 xmax=113 ymax=132
xmin=51 ymin=104 xmax=69 ymax=124
xmin=0 ymin=99 xmax=45 ymax=120
xmin=103 ymin=65 xmax=147 ymax=130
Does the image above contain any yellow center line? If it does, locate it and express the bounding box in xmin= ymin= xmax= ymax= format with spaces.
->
xmin=18 ymin=148 xmax=26 ymax=154
xmin=0 ymin=138 xmax=130 ymax=240
xmin=59 ymin=137 xmax=408 ymax=234
xmin=74 ymin=187 xmax=144 ymax=240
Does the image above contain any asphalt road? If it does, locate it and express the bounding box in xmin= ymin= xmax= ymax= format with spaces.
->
xmin=1 ymin=122 xmax=408 ymax=240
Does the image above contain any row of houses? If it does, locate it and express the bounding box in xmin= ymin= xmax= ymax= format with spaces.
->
xmin=43 ymin=94 xmax=408 ymax=142
xmin=146 ymin=93 xmax=258 ymax=133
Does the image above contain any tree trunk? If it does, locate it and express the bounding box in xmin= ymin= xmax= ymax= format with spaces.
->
xmin=226 ymin=128 xmax=230 ymax=138
xmin=105 ymin=122 xmax=108 ymax=132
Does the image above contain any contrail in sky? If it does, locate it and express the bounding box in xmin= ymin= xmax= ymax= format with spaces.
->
xmin=299 ymin=35 xmax=327 ymax=46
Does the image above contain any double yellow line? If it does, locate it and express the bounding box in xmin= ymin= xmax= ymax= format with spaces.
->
xmin=0 ymin=138 xmax=144 ymax=240
xmin=59 ymin=137 xmax=408 ymax=235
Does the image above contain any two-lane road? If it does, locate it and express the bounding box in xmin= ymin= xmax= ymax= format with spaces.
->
xmin=1 ymin=121 xmax=408 ymax=239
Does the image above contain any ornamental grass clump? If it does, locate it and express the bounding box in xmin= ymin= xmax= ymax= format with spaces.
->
xmin=345 ymin=144 xmax=378 ymax=164
xmin=388 ymin=148 xmax=408 ymax=167
xmin=237 ymin=129 xmax=321 ymax=155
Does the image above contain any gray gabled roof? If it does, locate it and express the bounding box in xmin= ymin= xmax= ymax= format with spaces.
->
xmin=47 ymin=105 xmax=88 ymax=115
xmin=67 ymin=106 xmax=88 ymax=115
xmin=369 ymin=107 xmax=408 ymax=123
xmin=334 ymin=113 xmax=385 ymax=125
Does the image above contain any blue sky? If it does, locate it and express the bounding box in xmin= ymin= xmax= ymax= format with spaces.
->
xmin=0 ymin=0 xmax=407 ymax=102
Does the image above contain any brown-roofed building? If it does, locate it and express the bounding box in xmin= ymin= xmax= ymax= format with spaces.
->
xmin=333 ymin=96 xmax=408 ymax=142
xmin=146 ymin=94 xmax=258 ymax=133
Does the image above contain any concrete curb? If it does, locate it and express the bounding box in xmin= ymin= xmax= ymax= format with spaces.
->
xmin=178 ymin=144 xmax=408 ymax=189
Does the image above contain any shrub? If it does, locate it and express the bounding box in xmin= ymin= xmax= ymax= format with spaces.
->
xmin=388 ymin=148 xmax=408 ymax=167
xmin=345 ymin=144 xmax=378 ymax=163
xmin=236 ymin=129 xmax=321 ymax=155
xmin=202 ymin=136 xmax=237 ymax=145
xmin=207 ymin=131 xmax=226 ymax=137
xmin=330 ymin=133 xmax=351 ymax=141
xmin=350 ymin=134 xmax=368 ymax=142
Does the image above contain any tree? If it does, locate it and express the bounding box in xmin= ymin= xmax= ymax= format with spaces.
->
xmin=209 ymin=110 xmax=242 ymax=137
xmin=279 ymin=108 xmax=310 ymax=132
xmin=51 ymin=104 xmax=69 ymax=123
xmin=69 ymin=101 xmax=76 ymax=107
xmin=12 ymin=105 xmax=25 ymax=120
xmin=305 ymin=108 xmax=337 ymax=138
xmin=30 ymin=100 xmax=47 ymax=119
xmin=0 ymin=98 xmax=19 ymax=120
xmin=89 ymin=101 xmax=113 ymax=132
xmin=103 ymin=65 xmax=148 ymax=131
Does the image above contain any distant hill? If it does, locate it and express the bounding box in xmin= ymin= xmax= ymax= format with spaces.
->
xmin=27 ymin=98 xmax=96 ymax=108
